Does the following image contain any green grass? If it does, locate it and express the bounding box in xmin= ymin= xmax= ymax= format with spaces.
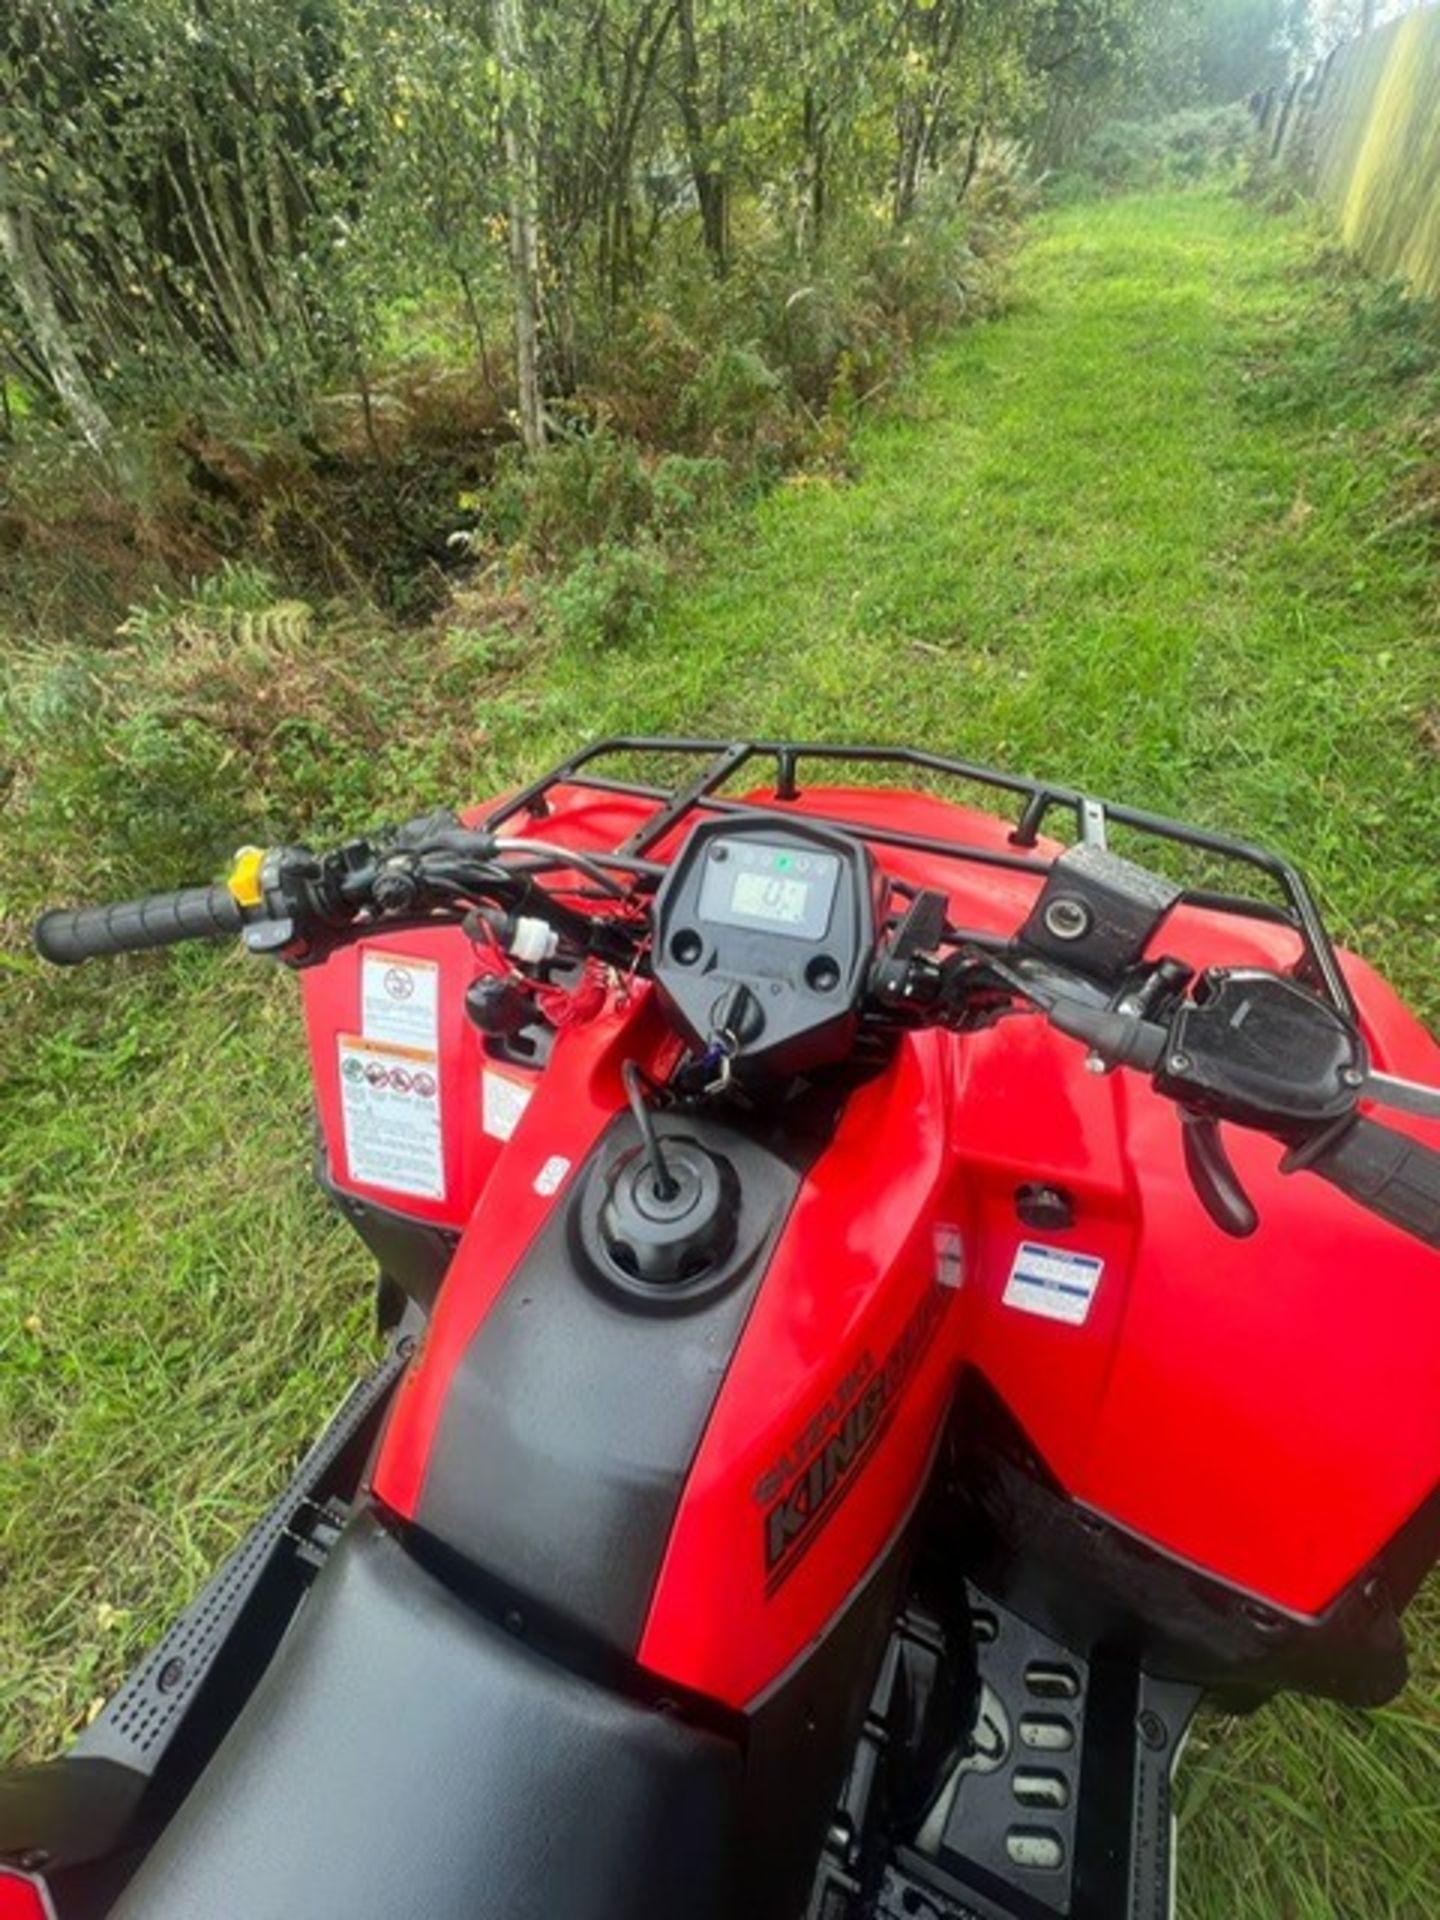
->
xmin=3 ymin=187 xmax=1439 ymax=1914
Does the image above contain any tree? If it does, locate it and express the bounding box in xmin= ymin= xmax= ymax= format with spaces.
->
xmin=676 ymin=0 xmax=729 ymax=275
xmin=492 ymin=0 xmax=547 ymax=452
xmin=0 ymin=0 xmax=1192 ymax=469
xmin=1191 ymin=0 xmax=1310 ymax=99
xmin=0 ymin=156 xmax=115 ymax=454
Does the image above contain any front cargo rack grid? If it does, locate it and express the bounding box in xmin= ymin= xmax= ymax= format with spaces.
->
xmin=483 ymin=738 xmax=1354 ymax=1018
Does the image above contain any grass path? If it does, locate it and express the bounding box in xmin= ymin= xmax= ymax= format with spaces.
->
xmin=4 ymin=189 xmax=1438 ymax=1916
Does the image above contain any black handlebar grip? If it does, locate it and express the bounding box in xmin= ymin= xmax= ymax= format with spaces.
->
xmin=1289 ymin=1116 xmax=1440 ymax=1253
xmin=33 ymin=884 xmax=245 ymax=966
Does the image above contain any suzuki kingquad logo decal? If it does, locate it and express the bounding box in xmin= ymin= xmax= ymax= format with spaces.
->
xmin=756 ymin=1286 xmax=946 ymax=1593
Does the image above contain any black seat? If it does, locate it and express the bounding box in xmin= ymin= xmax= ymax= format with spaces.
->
xmin=112 ymin=1511 xmax=739 ymax=1920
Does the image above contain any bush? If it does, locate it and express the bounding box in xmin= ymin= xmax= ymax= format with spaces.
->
xmin=471 ymin=431 xmax=730 ymax=578
xmin=679 ymin=343 xmax=789 ymax=452
xmin=541 ymin=539 xmax=668 ymax=648
xmin=578 ymin=161 xmax=1015 ymax=463
xmin=1056 ymin=106 xmax=1258 ymax=198
xmin=650 ymin=454 xmax=731 ymax=527
xmin=0 ymin=561 xmax=520 ymax=918
xmin=483 ymin=433 xmax=655 ymax=567
xmin=1239 ymin=260 xmax=1440 ymax=425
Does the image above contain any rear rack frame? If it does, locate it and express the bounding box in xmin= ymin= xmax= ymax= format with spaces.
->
xmin=483 ymin=738 xmax=1355 ymax=1018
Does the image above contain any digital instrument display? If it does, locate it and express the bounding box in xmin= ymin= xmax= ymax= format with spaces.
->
xmin=730 ymin=870 xmax=809 ymax=925
xmin=653 ymin=815 xmax=876 ymax=1078
xmin=696 ymin=839 xmax=841 ymax=942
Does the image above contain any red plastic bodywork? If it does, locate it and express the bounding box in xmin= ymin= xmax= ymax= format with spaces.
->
xmin=0 ymin=1873 xmax=52 ymax=1920
xmin=312 ymin=780 xmax=1440 ymax=1712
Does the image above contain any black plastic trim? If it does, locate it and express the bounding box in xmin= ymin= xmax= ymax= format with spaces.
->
xmin=743 ymin=1513 xmax=915 ymax=1920
xmin=416 ymin=1110 xmax=808 ymax=1654
xmin=315 ymin=1146 xmax=458 ymax=1314
xmin=944 ymin=1378 xmax=1416 ymax=1709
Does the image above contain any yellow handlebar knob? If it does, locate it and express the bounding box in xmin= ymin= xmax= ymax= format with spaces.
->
xmin=227 ymin=846 xmax=267 ymax=909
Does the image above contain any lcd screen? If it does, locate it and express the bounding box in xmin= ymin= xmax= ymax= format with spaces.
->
xmin=696 ymin=839 xmax=841 ymax=941
xmin=730 ymin=870 xmax=810 ymax=926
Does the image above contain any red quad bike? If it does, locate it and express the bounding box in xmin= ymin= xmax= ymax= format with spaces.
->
xmin=6 ymin=737 xmax=1440 ymax=1920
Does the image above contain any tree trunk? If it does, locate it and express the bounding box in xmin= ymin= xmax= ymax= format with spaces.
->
xmin=0 ymin=165 xmax=116 ymax=457
xmin=958 ymin=120 xmax=983 ymax=199
xmin=801 ymin=84 xmax=828 ymax=251
xmin=491 ymin=0 xmax=547 ymax=454
xmin=677 ymin=0 xmax=727 ymax=277
xmin=892 ymin=104 xmax=923 ymax=226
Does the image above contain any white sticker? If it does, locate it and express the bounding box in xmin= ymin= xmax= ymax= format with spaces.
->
xmin=534 ymin=1155 xmax=572 ymax=1197
xmin=1003 ymin=1241 xmax=1104 ymax=1327
xmin=482 ymin=1067 xmax=533 ymax=1142
xmin=361 ymin=951 xmax=439 ymax=1051
xmin=338 ymin=1035 xmax=445 ymax=1200
xmin=934 ymin=1223 xmax=966 ymax=1291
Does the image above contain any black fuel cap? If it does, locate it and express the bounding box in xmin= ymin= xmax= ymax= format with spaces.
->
xmin=596 ymin=1139 xmax=741 ymax=1296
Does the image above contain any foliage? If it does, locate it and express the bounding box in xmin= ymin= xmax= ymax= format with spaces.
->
xmin=1126 ymin=0 xmax=1314 ymax=111
xmin=1055 ymin=103 xmax=1258 ymax=195
xmin=0 ymin=0 xmax=1142 ymax=454
xmin=1239 ymin=253 xmax=1440 ymax=422
xmin=1030 ymin=0 xmax=1315 ymax=169
xmin=480 ymin=432 xmax=732 ymax=569
xmin=540 ymin=537 xmax=669 ymax=646
xmin=0 ymin=0 xmax=1075 ymax=663
xmin=0 ymin=560 xmax=515 ymax=911
xmin=0 ymin=135 xmax=1020 ymax=692
xmin=0 ymin=0 xmax=365 ymax=421
xmin=1182 ymin=0 xmax=1311 ymax=102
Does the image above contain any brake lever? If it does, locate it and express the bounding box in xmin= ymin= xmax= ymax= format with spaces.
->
xmin=1030 ymin=965 xmax=1440 ymax=1240
xmin=1180 ymin=1112 xmax=1259 ymax=1238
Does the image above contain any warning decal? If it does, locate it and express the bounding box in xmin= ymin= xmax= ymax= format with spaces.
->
xmin=1002 ymin=1241 xmax=1103 ymax=1327
xmin=934 ymin=1223 xmax=966 ymax=1291
xmin=482 ymin=1067 xmax=533 ymax=1142
xmin=361 ymin=951 xmax=439 ymax=1051
xmin=338 ymin=1034 xmax=444 ymax=1200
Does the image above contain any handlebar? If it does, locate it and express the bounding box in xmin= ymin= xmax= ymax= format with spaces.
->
xmin=29 ymin=818 xmax=650 ymax=975
xmin=1035 ymin=967 xmax=1440 ymax=1253
xmin=921 ymin=948 xmax=1440 ymax=1253
xmin=33 ymin=885 xmax=245 ymax=967
xmin=29 ymin=819 xmax=1440 ymax=1255
xmin=1288 ymin=1116 xmax=1440 ymax=1251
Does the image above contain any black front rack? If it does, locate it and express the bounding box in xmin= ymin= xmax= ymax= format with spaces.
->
xmin=484 ymin=738 xmax=1354 ymax=1017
